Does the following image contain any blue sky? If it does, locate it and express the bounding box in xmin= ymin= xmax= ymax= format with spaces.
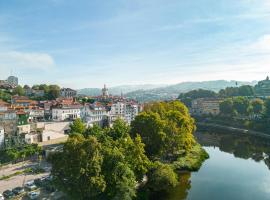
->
xmin=0 ymin=0 xmax=270 ymax=88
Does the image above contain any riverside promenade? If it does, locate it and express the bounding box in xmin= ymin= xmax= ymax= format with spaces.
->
xmin=197 ymin=122 xmax=270 ymax=139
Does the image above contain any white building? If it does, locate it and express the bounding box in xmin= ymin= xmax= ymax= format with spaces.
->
xmin=24 ymin=122 xmax=70 ymax=144
xmin=110 ymin=102 xmax=140 ymax=125
xmin=52 ymin=104 xmax=81 ymax=121
xmin=0 ymin=127 xmax=4 ymax=148
xmin=81 ymin=103 xmax=109 ymax=127
xmin=7 ymin=76 xmax=18 ymax=87
xmin=29 ymin=107 xmax=45 ymax=122
xmin=60 ymin=88 xmax=77 ymax=98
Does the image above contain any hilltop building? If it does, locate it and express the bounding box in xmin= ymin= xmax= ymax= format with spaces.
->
xmin=60 ymin=88 xmax=77 ymax=98
xmin=7 ymin=76 xmax=18 ymax=87
xmin=191 ymin=98 xmax=224 ymax=116
xmin=254 ymin=76 xmax=270 ymax=97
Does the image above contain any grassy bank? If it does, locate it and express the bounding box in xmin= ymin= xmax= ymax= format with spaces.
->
xmin=172 ymin=144 xmax=209 ymax=171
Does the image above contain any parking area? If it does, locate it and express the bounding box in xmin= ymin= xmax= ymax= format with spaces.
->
xmin=0 ymin=160 xmax=65 ymax=199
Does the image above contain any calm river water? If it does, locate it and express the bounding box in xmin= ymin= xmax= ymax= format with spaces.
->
xmin=162 ymin=131 xmax=270 ymax=200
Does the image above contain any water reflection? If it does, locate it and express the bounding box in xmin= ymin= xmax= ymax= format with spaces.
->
xmin=162 ymin=131 xmax=270 ymax=200
xmin=195 ymin=131 xmax=270 ymax=169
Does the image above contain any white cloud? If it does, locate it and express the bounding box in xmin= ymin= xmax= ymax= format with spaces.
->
xmin=0 ymin=51 xmax=55 ymax=70
xmin=250 ymin=34 xmax=270 ymax=51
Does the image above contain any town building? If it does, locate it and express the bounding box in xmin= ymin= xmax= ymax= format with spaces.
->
xmin=7 ymin=76 xmax=18 ymax=87
xmin=81 ymin=86 xmax=142 ymax=126
xmin=52 ymin=104 xmax=81 ymax=121
xmin=254 ymin=76 xmax=270 ymax=97
xmin=11 ymin=96 xmax=34 ymax=107
xmin=25 ymin=88 xmax=45 ymax=97
xmin=81 ymin=102 xmax=109 ymax=127
xmin=191 ymin=98 xmax=223 ymax=116
xmin=60 ymin=88 xmax=77 ymax=98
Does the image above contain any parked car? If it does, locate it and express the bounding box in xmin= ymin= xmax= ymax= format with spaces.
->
xmin=24 ymin=180 xmax=37 ymax=191
xmin=12 ymin=186 xmax=25 ymax=195
xmin=28 ymin=191 xmax=40 ymax=199
xmin=0 ymin=194 xmax=4 ymax=200
xmin=2 ymin=190 xmax=15 ymax=199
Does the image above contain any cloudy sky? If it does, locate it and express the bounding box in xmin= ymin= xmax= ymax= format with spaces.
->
xmin=0 ymin=0 xmax=270 ymax=88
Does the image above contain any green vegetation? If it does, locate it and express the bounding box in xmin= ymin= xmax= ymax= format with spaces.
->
xmin=30 ymin=84 xmax=61 ymax=100
xmin=49 ymin=101 xmax=208 ymax=199
xmin=0 ymin=144 xmax=42 ymax=164
xmin=173 ymin=144 xmax=209 ymax=171
xmin=13 ymin=85 xmax=25 ymax=96
xmin=0 ymin=89 xmax=12 ymax=102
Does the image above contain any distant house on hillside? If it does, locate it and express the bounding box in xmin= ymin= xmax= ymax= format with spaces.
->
xmin=60 ymin=88 xmax=77 ymax=98
xmin=191 ymin=98 xmax=224 ymax=116
xmin=254 ymin=76 xmax=270 ymax=97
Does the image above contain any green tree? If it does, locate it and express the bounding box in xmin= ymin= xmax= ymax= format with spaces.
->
xmin=48 ymin=85 xmax=60 ymax=100
xmin=264 ymin=98 xmax=270 ymax=118
xmin=108 ymin=118 xmax=129 ymax=140
xmin=70 ymin=118 xmax=86 ymax=134
xmin=147 ymin=162 xmax=178 ymax=192
xmin=13 ymin=85 xmax=25 ymax=96
xmin=49 ymin=135 xmax=106 ymax=200
xmin=220 ymin=99 xmax=234 ymax=116
xmin=238 ymin=85 xmax=254 ymax=96
xmin=131 ymin=112 xmax=166 ymax=157
xmin=131 ymin=101 xmax=196 ymax=159
xmin=233 ymin=97 xmax=250 ymax=116
xmin=251 ymin=99 xmax=264 ymax=115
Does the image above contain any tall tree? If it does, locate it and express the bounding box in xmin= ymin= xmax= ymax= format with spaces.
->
xmin=49 ymin=135 xmax=106 ymax=200
xmin=233 ymin=97 xmax=250 ymax=116
xmin=48 ymin=85 xmax=60 ymax=100
xmin=251 ymin=99 xmax=264 ymax=115
xmin=219 ymin=99 xmax=234 ymax=116
xmin=13 ymin=85 xmax=25 ymax=96
xmin=264 ymin=98 xmax=270 ymax=118
xmin=70 ymin=118 xmax=86 ymax=135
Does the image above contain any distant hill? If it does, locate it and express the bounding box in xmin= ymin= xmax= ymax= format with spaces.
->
xmin=125 ymin=80 xmax=257 ymax=102
xmin=77 ymin=80 xmax=257 ymax=102
xmin=77 ymin=84 xmax=166 ymax=96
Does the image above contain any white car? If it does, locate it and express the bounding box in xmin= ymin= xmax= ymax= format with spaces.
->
xmin=0 ymin=194 xmax=4 ymax=200
xmin=28 ymin=191 xmax=40 ymax=199
xmin=25 ymin=180 xmax=37 ymax=191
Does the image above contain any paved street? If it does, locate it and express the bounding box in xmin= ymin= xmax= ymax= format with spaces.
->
xmin=0 ymin=160 xmax=50 ymax=194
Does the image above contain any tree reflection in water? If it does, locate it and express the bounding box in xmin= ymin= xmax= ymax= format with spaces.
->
xmin=151 ymin=172 xmax=191 ymax=200
xmin=195 ymin=131 xmax=270 ymax=170
xmin=152 ymin=131 xmax=270 ymax=200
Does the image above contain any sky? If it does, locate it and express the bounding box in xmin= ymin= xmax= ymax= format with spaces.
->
xmin=0 ymin=0 xmax=270 ymax=89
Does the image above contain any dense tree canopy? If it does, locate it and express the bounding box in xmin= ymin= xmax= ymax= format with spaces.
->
xmin=49 ymin=119 xmax=151 ymax=200
xmin=12 ymin=85 xmax=25 ymax=96
xmin=251 ymin=99 xmax=264 ymax=115
xmin=131 ymin=101 xmax=196 ymax=159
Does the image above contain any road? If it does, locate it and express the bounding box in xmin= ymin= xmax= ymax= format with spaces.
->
xmin=0 ymin=160 xmax=50 ymax=194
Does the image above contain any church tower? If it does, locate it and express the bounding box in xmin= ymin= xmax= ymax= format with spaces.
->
xmin=102 ymin=84 xmax=109 ymax=98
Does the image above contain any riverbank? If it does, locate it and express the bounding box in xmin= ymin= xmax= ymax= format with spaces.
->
xmin=197 ymin=122 xmax=270 ymax=139
xmin=172 ymin=144 xmax=209 ymax=171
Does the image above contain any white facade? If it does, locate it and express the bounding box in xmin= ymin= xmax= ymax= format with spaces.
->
xmin=17 ymin=124 xmax=31 ymax=134
xmin=0 ymin=127 xmax=4 ymax=148
xmin=81 ymin=104 xmax=109 ymax=127
xmin=42 ymin=130 xmax=67 ymax=142
xmin=110 ymin=102 xmax=139 ymax=125
xmin=52 ymin=107 xmax=81 ymax=121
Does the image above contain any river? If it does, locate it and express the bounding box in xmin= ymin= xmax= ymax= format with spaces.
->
xmin=160 ymin=131 xmax=270 ymax=200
